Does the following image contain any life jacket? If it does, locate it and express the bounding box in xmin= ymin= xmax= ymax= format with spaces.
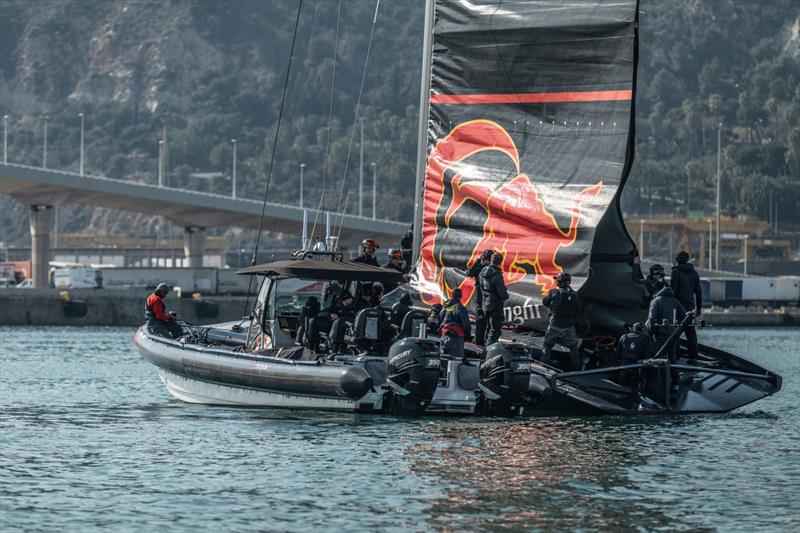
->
xmin=145 ymin=293 xmax=169 ymax=322
xmin=479 ymin=265 xmax=506 ymax=312
xmin=617 ymin=331 xmax=652 ymax=362
xmin=440 ymin=298 xmax=469 ymax=338
xmin=547 ymin=287 xmax=579 ymax=327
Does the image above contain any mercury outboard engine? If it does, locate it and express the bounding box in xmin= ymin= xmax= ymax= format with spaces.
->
xmin=386 ymin=337 xmax=441 ymax=416
xmin=479 ymin=343 xmax=535 ymax=416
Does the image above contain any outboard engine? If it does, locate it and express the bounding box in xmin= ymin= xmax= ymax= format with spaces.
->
xmin=479 ymin=343 xmax=534 ymax=416
xmin=386 ymin=337 xmax=441 ymax=416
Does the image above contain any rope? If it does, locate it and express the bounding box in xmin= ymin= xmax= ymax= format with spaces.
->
xmin=310 ymin=0 xmax=343 ymax=244
xmin=334 ymin=0 xmax=381 ymax=241
xmin=242 ymin=0 xmax=304 ymax=317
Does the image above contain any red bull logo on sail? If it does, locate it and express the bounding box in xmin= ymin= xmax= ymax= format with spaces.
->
xmin=420 ymin=120 xmax=602 ymax=304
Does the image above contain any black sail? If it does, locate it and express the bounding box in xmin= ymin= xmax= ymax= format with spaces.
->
xmin=412 ymin=0 xmax=642 ymax=335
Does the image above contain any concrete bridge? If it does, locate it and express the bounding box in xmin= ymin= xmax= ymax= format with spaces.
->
xmin=0 ymin=162 xmax=408 ymax=287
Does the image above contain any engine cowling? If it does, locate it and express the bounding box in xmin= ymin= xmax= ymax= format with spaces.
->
xmin=479 ymin=343 xmax=533 ymax=416
xmin=386 ymin=337 xmax=441 ymax=416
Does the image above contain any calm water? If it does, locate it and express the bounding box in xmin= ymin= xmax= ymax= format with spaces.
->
xmin=1 ymin=327 xmax=798 ymax=532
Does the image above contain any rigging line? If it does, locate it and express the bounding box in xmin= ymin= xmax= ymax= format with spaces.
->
xmin=333 ymin=0 xmax=381 ymax=241
xmin=310 ymin=0 xmax=343 ymax=244
xmin=242 ymin=0 xmax=304 ymax=316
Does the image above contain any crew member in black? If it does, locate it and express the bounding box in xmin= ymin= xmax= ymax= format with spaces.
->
xmin=438 ymin=288 xmax=471 ymax=359
xmin=669 ymin=251 xmax=702 ymax=361
xmin=353 ymin=239 xmax=380 ymax=266
xmin=615 ymin=322 xmax=652 ymax=362
xmin=400 ymin=227 xmax=413 ymax=267
xmin=328 ymin=291 xmax=357 ymax=352
xmin=646 ymin=285 xmax=686 ymax=360
xmin=390 ymin=292 xmax=413 ymax=327
xmin=383 ymin=248 xmax=408 ymax=293
xmin=145 ymin=283 xmax=183 ymax=338
xmin=467 ymin=249 xmax=493 ymax=345
xmin=355 ymin=284 xmax=374 ymax=313
xmin=371 ymin=282 xmax=385 ymax=306
xmin=644 ymin=263 xmax=667 ymax=299
xmin=479 ymin=252 xmax=509 ymax=346
xmin=306 ymin=281 xmax=342 ymax=351
xmin=541 ymin=272 xmax=582 ymax=370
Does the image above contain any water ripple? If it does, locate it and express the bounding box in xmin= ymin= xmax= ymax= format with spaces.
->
xmin=0 ymin=326 xmax=798 ymax=531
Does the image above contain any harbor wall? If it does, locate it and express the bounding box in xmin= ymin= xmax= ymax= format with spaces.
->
xmin=0 ymin=289 xmax=797 ymax=327
xmin=0 ymin=289 xmax=249 ymax=327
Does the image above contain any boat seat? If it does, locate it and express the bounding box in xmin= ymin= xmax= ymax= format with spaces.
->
xmin=399 ymin=309 xmax=429 ymax=338
xmin=351 ymin=308 xmax=388 ymax=354
xmin=327 ymin=317 xmax=354 ymax=353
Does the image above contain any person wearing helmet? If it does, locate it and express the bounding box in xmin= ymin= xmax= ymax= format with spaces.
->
xmin=615 ymin=322 xmax=652 ymax=363
xmin=354 ymin=239 xmax=380 ymax=266
xmin=541 ymin=272 xmax=582 ymax=370
xmin=145 ymin=283 xmax=182 ymax=338
xmin=467 ymin=249 xmax=493 ymax=345
xmin=383 ymin=248 xmax=408 ymax=292
xmin=644 ymin=263 xmax=667 ymax=299
xmin=479 ymin=251 xmax=509 ymax=345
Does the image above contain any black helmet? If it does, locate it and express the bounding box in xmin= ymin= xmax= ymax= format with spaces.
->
xmin=632 ymin=322 xmax=646 ymax=334
xmin=649 ymin=263 xmax=665 ymax=276
xmin=155 ymin=283 xmax=170 ymax=296
xmin=555 ymin=272 xmax=571 ymax=287
xmin=387 ymin=248 xmax=402 ymax=259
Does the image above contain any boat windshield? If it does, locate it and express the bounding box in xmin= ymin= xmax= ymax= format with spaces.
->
xmin=271 ymin=277 xmax=329 ymax=317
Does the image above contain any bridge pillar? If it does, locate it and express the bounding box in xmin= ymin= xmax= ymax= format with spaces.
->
xmin=28 ymin=205 xmax=54 ymax=288
xmin=183 ymin=226 xmax=206 ymax=268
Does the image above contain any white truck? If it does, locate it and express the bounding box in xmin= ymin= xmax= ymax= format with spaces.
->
xmin=52 ymin=266 xmax=103 ymax=289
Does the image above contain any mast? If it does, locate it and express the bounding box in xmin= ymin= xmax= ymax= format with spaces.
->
xmin=411 ymin=0 xmax=435 ymax=267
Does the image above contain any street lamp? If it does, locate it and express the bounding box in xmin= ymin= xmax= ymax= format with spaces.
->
xmin=78 ymin=113 xmax=85 ymax=175
xmin=43 ymin=114 xmax=49 ymax=169
xmin=299 ymin=163 xmax=305 ymax=208
xmin=715 ymin=122 xmax=722 ymax=270
xmin=359 ymin=117 xmax=365 ymax=217
xmin=3 ymin=114 xmax=7 ymax=164
xmin=371 ymin=162 xmax=377 ymax=220
xmin=743 ymin=234 xmax=748 ymax=276
xmin=158 ymin=140 xmax=164 ymax=187
xmin=230 ymin=138 xmax=237 ymax=198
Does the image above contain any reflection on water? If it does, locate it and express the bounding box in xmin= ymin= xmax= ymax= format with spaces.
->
xmin=0 ymin=326 xmax=798 ymax=531
xmin=410 ymin=418 xmax=697 ymax=531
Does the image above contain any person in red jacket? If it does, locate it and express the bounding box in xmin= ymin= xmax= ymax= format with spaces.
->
xmin=145 ymin=283 xmax=183 ymax=338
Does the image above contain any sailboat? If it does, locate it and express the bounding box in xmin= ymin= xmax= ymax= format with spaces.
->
xmin=136 ymin=0 xmax=781 ymax=416
xmin=408 ymin=0 xmax=781 ymax=414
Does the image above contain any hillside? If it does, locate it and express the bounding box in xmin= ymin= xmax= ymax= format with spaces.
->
xmin=0 ymin=0 xmax=798 ymax=248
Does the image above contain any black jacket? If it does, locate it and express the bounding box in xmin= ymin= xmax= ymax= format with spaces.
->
xmin=467 ymin=260 xmax=485 ymax=311
xmin=353 ymin=254 xmax=380 ymax=267
xmin=670 ymin=262 xmax=702 ymax=311
xmin=479 ymin=265 xmax=509 ymax=313
xmin=644 ymin=276 xmax=666 ymax=299
xmin=647 ymin=286 xmax=686 ymax=339
xmin=616 ymin=330 xmax=653 ymax=361
xmin=542 ymin=287 xmax=581 ymax=328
